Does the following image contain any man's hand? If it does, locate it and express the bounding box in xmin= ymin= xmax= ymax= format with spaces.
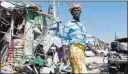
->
xmin=87 ymin=43 xmax=99 ymax=56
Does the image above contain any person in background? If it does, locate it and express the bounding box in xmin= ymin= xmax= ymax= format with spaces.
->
xmin=61 ymin=4 xmax=88 ymax=73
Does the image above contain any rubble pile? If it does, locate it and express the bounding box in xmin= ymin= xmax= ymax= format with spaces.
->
xmin=0 ymin=1 xmax=64 ymax=73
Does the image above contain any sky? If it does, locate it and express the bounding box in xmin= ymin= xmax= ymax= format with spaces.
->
xmin=33 ymin=1 xmax=127 ymax=43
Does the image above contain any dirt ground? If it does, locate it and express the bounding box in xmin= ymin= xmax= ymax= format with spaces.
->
xmin=85 ymin=56 xmax=108 ymax=73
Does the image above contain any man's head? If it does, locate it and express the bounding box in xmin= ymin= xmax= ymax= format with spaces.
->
xmin=69 ymin=4 xmax=81 ymax=21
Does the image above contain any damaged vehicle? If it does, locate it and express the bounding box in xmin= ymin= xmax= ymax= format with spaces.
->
xmin=108 ymin=37 xmax=128 ymax=74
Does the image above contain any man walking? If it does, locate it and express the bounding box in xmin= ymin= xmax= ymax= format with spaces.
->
xmin=61 ymin=4 xmax=88 ymax=73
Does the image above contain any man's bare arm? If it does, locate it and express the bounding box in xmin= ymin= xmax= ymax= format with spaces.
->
xmin=87 ymin=43 xmax=99 ymax=56
xmin=62 ymin=45 xmax=67 ymax=63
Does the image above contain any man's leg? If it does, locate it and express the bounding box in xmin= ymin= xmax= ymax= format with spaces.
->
xmin=69 ymin=44 xmax=88 ymax=73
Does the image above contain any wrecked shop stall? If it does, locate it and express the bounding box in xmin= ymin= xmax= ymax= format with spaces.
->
xmin=0 ymin=1 xmax=54 ymax=74
xmin=0 ymin=1 xmax=53 ymax=72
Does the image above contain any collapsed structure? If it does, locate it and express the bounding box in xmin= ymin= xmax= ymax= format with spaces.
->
xmin=0 ymin=1 xmax=63 ymax=73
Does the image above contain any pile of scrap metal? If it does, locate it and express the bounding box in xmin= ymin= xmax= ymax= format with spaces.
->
xmin=0 ymin=1 xmax=63 ymax=73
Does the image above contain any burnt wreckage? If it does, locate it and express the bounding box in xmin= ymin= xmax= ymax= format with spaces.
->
xmin=0 ymin=2 xmax=25 ymax=63
xmin=108 ymin=37 xmax=128 ymax=74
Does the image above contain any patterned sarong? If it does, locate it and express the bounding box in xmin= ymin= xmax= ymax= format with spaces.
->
xmin=69 ymin=44 xmax=88 ymax=73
